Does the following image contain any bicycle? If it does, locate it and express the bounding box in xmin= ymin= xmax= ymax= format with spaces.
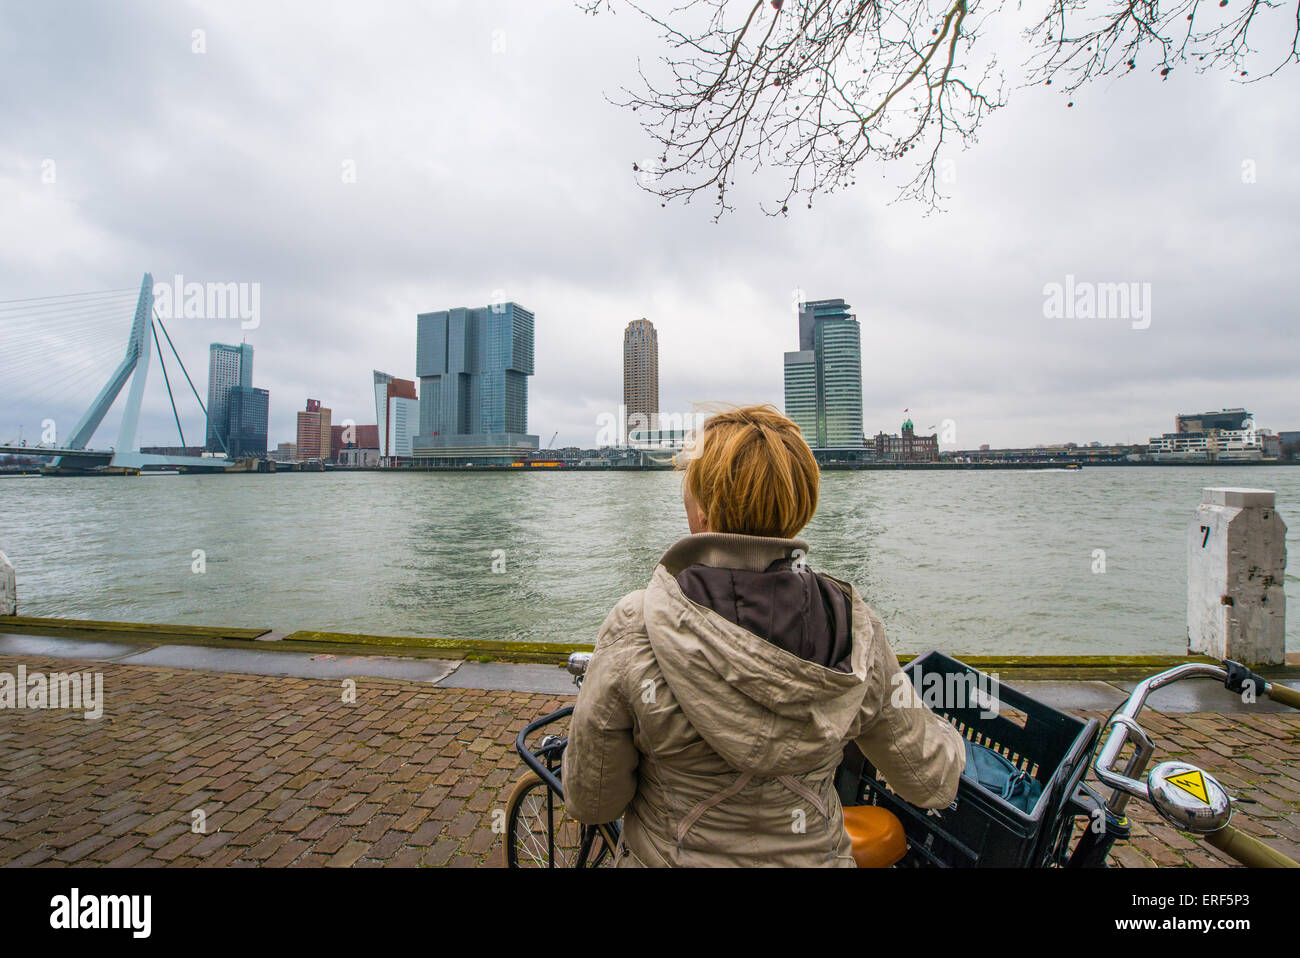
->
xmin=504 ymin=654 xmax=620 ymax=867
xmin=505 ymin=650 xmax=1300 ymax=868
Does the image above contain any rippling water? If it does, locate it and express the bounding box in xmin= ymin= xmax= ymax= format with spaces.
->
xmin=1 ymin=467 xmax=1296 ymax=655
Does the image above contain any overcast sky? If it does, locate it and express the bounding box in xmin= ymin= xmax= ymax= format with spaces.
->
xmin=1 ymin=0 xmax=1297 ymax=452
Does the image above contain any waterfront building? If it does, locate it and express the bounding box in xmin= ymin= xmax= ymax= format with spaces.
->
xmin=950 ymin=444 xmax=1139 ymax=464
xmin=270 ymin=441 xmax=298 ymax=463
xmin=338 ymin=447 xmax=380 ymax=467
xmin=1176 ymin=408 xmax=1252 ymax=433
xmin=412 ymin=303 xmax=538 ymax=464
xmin=1146 ymin=428 xmax=1263 ymax=461
xmin=871 ymin=419 xmax=939 ymax=462
xmin=295 ymin=399 xmax=332 ymax=461
xmin=783 ymin=299 xmax=864 ymax=451
xmin=783 ymin=352 xmax=817 ymax=442
xmin=227 ymin=385 xmax=269 ymax=458
xmin=623 ymin=319 xmax=659 ymax=443
xmin=1149 ymin=407 xmax=1268 ymax=461
xmin=373 ymin=371 xmax=420 ymax=462
xmin=1279 ymin=431 xmax=1300 ymax=459
xmin=205 ymin=343 xmax=254 ymax=453
xmin=330 ymin=423 xmax=379 ymax=462
xmin=627 ymin=426 xmax=690 ymax=451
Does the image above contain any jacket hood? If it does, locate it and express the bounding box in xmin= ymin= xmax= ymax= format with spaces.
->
xmin=642 ymin=533 xmax=878 ymax=776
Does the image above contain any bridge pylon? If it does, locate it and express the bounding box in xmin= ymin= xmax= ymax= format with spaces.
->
xmin=52 ymin=272 xmax=233 ymax=472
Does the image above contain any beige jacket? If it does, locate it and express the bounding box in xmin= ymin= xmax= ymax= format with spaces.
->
xmin=562 ymin=532 xmax=966 ymax=867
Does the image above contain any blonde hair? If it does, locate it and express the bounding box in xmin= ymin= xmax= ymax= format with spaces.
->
xmin=677 ymin=404 xmax=819 ymax=539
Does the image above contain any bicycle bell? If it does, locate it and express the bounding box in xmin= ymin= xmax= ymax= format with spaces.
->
xmin=1146 ymin=761 xmax=1231 ymax=833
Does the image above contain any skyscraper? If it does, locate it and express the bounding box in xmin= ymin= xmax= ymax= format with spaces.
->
xmin=783 ymin=299 xmax=864 ymax=449
xmin=227 ymin=385 xmax=269 ymax=458
xmin=296 ymin=398 xmax=332 ymax=461
xmin=623 ymin=318 xmax=659 ymax=443
xmin=206 ymin=342 xmax=253 ymax=452
xmin=373 ymin=370 xmax=419 ymax=461
xmin=412 ymin=303 xmax=538 ymax=462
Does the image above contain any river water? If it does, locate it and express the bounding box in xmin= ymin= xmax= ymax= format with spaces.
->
xmin=0 ymin=467 xmax=1296 ymax=655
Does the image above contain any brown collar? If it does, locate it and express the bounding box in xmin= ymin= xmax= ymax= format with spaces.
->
xmin=657 ymin=532 xmax=811 ymax=576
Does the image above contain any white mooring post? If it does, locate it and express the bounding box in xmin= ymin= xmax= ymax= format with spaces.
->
xmin=1188 ymin=488 xmax=1287 ymax=666
xmin=0 ymin=550 xmax=15 ymax=616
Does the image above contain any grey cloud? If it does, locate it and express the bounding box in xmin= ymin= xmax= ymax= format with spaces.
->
xmin=1 ymin=0 xmax=1296 ymax=452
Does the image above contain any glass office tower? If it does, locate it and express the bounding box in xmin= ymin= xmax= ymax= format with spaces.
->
xmin=783 ymin=299 xmax=864 ymax=450
xmin=413 ymin=303 xmax=538 ymax=463
xmin=227 ymin=385 xmax=269 ymax=458
xmin=206 ymin=342 xmax=253 ymax=453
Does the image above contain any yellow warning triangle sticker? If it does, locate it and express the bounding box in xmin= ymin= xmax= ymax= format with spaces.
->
xmin=1166 ymin=769 xmax=1209 ymax=804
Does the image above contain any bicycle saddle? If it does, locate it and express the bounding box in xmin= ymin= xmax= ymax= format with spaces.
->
xmin=842 ymin=805 xmax=907 ymax=868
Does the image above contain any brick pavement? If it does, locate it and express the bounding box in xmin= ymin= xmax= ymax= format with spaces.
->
xmin=0 ymin=654 xmax=1297 ymax=867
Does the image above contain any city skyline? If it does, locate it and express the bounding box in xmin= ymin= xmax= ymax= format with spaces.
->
xmin=1 ymin=3 xmax=1297 ymax=454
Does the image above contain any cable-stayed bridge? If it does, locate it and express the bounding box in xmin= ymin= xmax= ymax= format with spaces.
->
xmin=0 ymin=273 xmax=235 ymax=473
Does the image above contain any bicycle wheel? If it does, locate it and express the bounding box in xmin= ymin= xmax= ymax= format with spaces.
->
xmin=504 ymin=771 xmax=614 ymax=867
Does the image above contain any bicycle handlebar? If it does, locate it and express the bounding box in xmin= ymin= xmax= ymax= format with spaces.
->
xmin=1205 ymin=823 xmax=1300 ymax=869
xmin=1094 ymin=662 xmax=1229 ymax=811
xmin=514 ymin=705 xmax=574 ymax=801
xmin=1269 ymin=682 xmax=1300 ymax=709
xmin=1095 ymin=660 xmax=1300 ymax=812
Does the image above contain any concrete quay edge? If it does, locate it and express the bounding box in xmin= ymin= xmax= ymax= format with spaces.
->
xmin=2 ymin=622 xmax=1300 ymax=710
xmin=4 ymin=614 xmax=1298 ymax=673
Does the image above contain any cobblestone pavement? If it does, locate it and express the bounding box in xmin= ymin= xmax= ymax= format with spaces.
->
xmin=0 ymin=655 xmax=1297 ymax=868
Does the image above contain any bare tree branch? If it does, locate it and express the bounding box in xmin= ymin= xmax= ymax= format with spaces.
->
xmin=583 ymin=0 xmax=1299 ymax=215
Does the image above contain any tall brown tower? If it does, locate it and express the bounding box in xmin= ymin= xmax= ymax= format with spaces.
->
xmin=295 ymin=398 xmax=332 ymax=461
xmin=623 ymin=319 xmax=659 ymax=444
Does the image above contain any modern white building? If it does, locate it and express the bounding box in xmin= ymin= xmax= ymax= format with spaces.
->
xmin=373 ymin=370 xmax=419 ymax=464
xmin=1147 ymin=427 xmax=1264 ymax=461
xmin=628 ymin=427 xmax=691 ymax=450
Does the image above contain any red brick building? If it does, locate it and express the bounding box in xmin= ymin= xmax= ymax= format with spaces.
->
xmin=331 ymin=423 xmax=379 ymax=461
xmin=872 ymin=419 xmax=939 ymax=462
xmin=295 ymin=399 xmax=332 ymax=461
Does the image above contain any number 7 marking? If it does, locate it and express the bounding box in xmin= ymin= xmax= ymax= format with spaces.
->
xmin=1200 ymin=525 xmax=1211 ymax=548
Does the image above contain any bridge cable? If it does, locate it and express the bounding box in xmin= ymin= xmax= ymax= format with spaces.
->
xmin=153 ymin=310 xmax=229 ymax=457
xmin=151 ymin=319 xmax=187 ymax=450
xmin=0 ymin=287 xmax=136 ymax=308
xmin=152 ymin=310 xmax=208 ymax=416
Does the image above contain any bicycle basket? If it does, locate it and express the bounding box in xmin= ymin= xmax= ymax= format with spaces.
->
xmin=856 ymin=651 xmax=1098 ymax=867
